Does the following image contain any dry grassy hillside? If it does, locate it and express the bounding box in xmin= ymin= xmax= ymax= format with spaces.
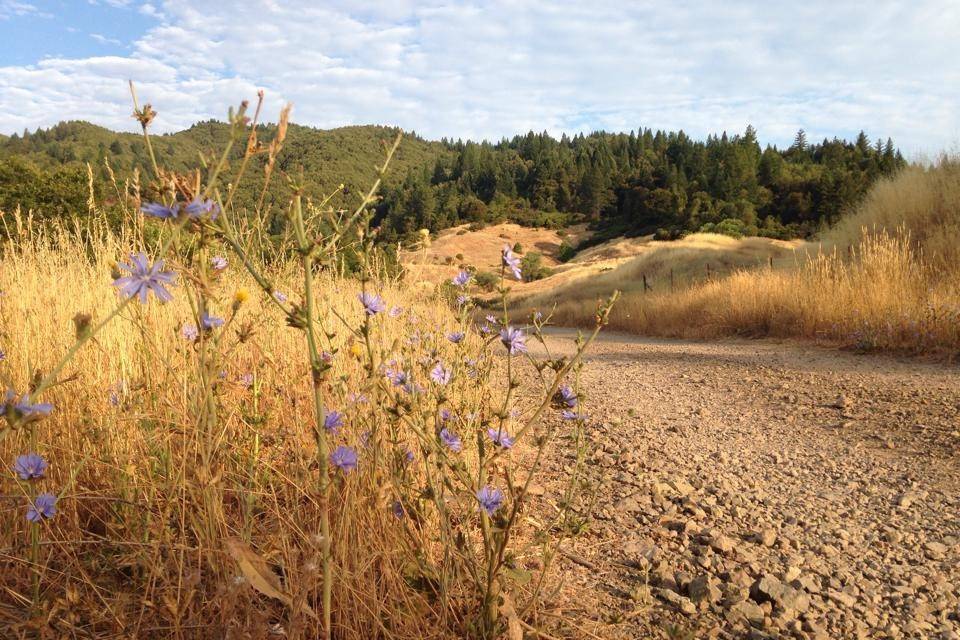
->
xmin=400 ymin=222 xmax=590 ymax=284
xmin=513 ymin=157 xmax=960 ymax=355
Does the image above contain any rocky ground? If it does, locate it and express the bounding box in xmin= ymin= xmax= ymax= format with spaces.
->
xmin=529 ymin=331 xmax=960 ymax=639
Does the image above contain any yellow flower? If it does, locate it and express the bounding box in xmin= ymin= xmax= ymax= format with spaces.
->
xmin=349 ymin=342 xmax=364 ymax=359
xmin=232 ymin=287 xmax=250 ymax=310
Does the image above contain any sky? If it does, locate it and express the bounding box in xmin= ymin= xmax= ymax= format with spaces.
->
xmin=0 ymin=1 xmax=957 ymax=156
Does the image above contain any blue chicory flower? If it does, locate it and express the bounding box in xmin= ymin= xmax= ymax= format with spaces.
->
xmin=447 ymin=331 xmax=465 ymax=344
xmin=200 ymin=312 xmax=224 ymax=330
xmin=4 ymin=391 xmax=53 ymax=420
xmin=26 ymin=493 xmax=57 ymax=522
xmin=487 ymin=427 xmax=515 ymax=448
xmin=211 ymin=255 xmax=228 ymax=270
xmin=476 ymin=486 xmax=505 ymax=516
xmin=113 ymin=253 xmax=176 ymax=303
xmin=499 ymin=327 xmax=528 ymax=355
xmin=324 ymin=410 xmax=344 ymax=432
xmin=330 ymin=445 xmax=358 ymax=473
xmin=451 ymin=271 xmax=471 ymax=287
xmin=14 ymin=452 xmax=48 ymax=480
xmin=430 ymin=362 xmax=452 ymax=386
xmin=501 ymin=245 xmax=522 ymax=281
xmin=439 ymin=428 xmax=462 ymax=452
xmin=359 ymin=292 xmax=386 ymax=315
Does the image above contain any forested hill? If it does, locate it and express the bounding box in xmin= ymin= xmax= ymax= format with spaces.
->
xmin=0 ymin=120 xmax=449 ymax=221
xmin=377 ymin=126 xmax=905 ymax=243
xmin=0 ymin=120 xmax=903 ymax=243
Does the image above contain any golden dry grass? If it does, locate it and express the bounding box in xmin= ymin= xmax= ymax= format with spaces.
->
xmin=512 ymin=157 xmax=960 ymax=355
xmin=0 ymin=217 xmax=527 ymax=638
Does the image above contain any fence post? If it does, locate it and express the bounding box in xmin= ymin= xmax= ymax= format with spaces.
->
xmin=642 ymin=273 xmax=651 ymax=292
xmin=670 ymin=268 xmax=674 ymax=292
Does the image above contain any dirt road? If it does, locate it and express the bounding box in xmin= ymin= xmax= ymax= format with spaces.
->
xmin=531 ymin=331 xmax=959 ymax=639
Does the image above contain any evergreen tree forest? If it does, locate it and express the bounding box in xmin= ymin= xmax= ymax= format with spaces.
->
xmin=377 ymin=126 xmax=905 ymax=243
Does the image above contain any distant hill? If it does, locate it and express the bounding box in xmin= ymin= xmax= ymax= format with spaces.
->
xmin=0 ymin=120 xmax=451 ymax=219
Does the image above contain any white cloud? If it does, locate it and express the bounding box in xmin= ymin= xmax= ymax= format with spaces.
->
xmin=0 ymin=0 xmax=957 ymax=155
xmin=90 ymin=33 xmax=124 ymax=46
xmin=0 ymin=0 xmax=49 ymax=19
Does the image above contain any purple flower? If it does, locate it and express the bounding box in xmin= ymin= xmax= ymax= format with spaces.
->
xmin=476 ymin=486 xmax=505 ymax=516
xmin=501 ymin=245 xmax=522 ymax=281
xmin=141 ymin=202 xmax=178 ymax=219
xmin=330 ymin=446 xmax=358 ymax=473
xmin=388 ymin=306 xmax=403 ymax=318
xmin=487 ymin=427 xmax=514 ymax=448
xmin=273 ymin=291 xmax=288 ymax=303
xmin=347 ymin=392 xmax=368 ymax=404
xmin=447 ymin=331 xmax=465 ymax=344
xmin=113 ymin=253 xmax=176 ymax=303
xmin=479 ymin=324 xmax=492 ymax=335
xmin=200 ymin=312 xmax=224 ymax=330
xmin=556 ymin=385 xmax=578 ymax=408
xmin=239 ymin=373 xmax=254 ymax=389
xmin=499 ymin=327 xmax=527 ymax=355
xmin=561 ymin=409 xmax=586 ymax=421
xmin=439 ymin=428 xmax=462 ymax=452
xmin=404 ymin=448 xmax=416 ymax=464
xmin=108 ymin=380 xmax=125 ymax=406
xmin=385 ymin=369 xmax=408 ymax=387
xmin=391 ymin=500 xmax=405 ymax=519
xmin=324 ymin=410 xmax=344 ymax=432
xmin=451 ymin=271 xmax=471 ymax=287
xmin=211 ymin=255 xmax=228 ymax=270
xmin=439 ymin=408 xmax=453 ymax=422
xmin=26 ymin=493 xmax=57 ymax=522
xmin=182 ymin=198 xmax=220 ymax=219
xmin=358 ymin=292 xmax=386 ymax=316
xmin=181 ymin=324 xmax=199 ymax=341
xmin=485 ymin=315 xmax=498 ymax=325
xmin=456 ymin=294 xmax=469 ymax=307
xmin=0 ymin=350 xmax=5 ymax=361
xmin=430 ymin=362 xmax=452 ymax=386
xmin=14 ymin=452 xmax=48 ymax=480
xmin=4 ymin=391 xmax=53 ymax=420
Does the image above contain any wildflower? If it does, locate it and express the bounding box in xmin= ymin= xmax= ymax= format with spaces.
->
xmin=456 ymin=294 xmax=469 ymax=307
xmin=439 ymin=408 xmax=453 ymax=422
xmin=561 ymin=409 xmax=586 ymax=421
xmin=0 ymin=350 xmax=5 ymax=361
xmin=501 ymin=245 xmax=522 ymax=280
xmin=273 ymin=291 xmax=288 ymax=303
xmin=182 ymin=197 xmax=220 ymax=219
xmin=200 ymin=312 xmax=224 ymax=330
xmin=533 ymin=310 xmax=544 ymax=322
xmin=141 ymin=202 xmax=178 ymax=219
xmin=404 ymin=448 xmax=416 ymax=464
xmin=211 ymin=256 xmax=228 ymax=271
xmin=108 ymin=380 xmax=126 ymax=406
xmin=113 ymin=253 xmax=176 ymax=303
xmin=555 ymin=385 xmax=578 ymax=408
xmin=439 ymin=428 xmax=462 ymax=452
xmin=181 ymin=324 xmax=199 ymax=341
xmin=391 ymin=500 xmax=405 ymax=519
xmin=3 ymin=391 xmax=53 ymax=420
xmin=479 ymin=323 xmax=492 ymax=335
xmin=239 ymin=373 xmax=254 ymax=389
xmin=499 ymin=327 xmax=528 ymax=354
xmin=26 ymin=493 xmax=57 ymax=522
xmin=358 ymin=292 xmax=386 ymax=316
xmin=232 ymin=288 xmax=250 ymax=308
xmin=451 ymin=271 xmax=471 ymax=287
xmin=388 ymin=306 xmax=403 ymax=318
xmin=430 ymin=362 xmax=452 ymax=386
xmin=476 ymin=486 xmax=504 ymax=516
xmin=323 ymin=410 xmax=344 ymax=433
xmin=385 ymin=369 xmax=408 ymax=387
xmin=14 ymin=452 xmax=48 ymax=480
xmin=347 ymin=392 xmax=369 ymax=404
xmin=349 ymin=342 xmax=364 ymax=359
xmin=485 ymin=314 xmax=498 ymax=325
xmin=487 ymin=427 xmax=515 ymax=448
xmin=447 ymin=331 xmax=465 ymax=344
xmin=330 ymin=446 xmax=358 ymax=473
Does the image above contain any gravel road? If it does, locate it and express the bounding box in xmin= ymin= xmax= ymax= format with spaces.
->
xmin=530 ymin=331 xmax=959 ymax=639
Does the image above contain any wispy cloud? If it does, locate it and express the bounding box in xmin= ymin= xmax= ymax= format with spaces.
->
xmin=0 ymin=0 xmax=956 ymax=155
xmin=0 ymin=0 xmax=50 ymax=20
xmin=90 ymin=33 xmax=123 ymax=46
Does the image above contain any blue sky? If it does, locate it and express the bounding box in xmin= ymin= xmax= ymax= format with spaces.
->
xmin=0 ymin=0 xmax=957 ymax=156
